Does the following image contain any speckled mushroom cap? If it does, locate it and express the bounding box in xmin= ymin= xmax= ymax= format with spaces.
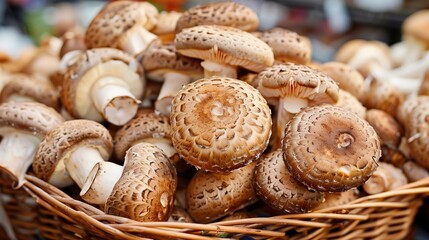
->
xmin=254 ymin=149 xmax=324 ymax=214
xmin=114 ymin=111 xmax=172 ymax=159
xmin=175 ymin=25 xmax=274 ymax=73
xmin=61 ymin=48 xmax=144 ymax=121
xmin=105 ymin=142 xmax=177 ymax=222
xmin=141 ymin=44 xmax=203 ymax=82
xmin=256 ymin=64 xmax=339 ymax=104
xmin=314 ymin=189 xmax=359 ymax=211
xmin=396 ymin=95 xmax=429 ymax=128
xmin=335 ymin=90 xmax=366 ymax=119
xmin=252 ymin=28 xmax=311 ymax=65
xmin=407 ymin=103 xmax=429 ymax=169
xmin=170 ymin=77 xmax=272 ymax=172
xmin=403 ymin=10 xmax=429 ymax=47
xmin=361 ymin=79 xmax=404 ymax=117
xmin=319 ymin=62 xmax=365 ymax=99
xmin=0 ymin=74 xmax=60 ymax=110
xmin=187 ymin=162 xmax=258 ymax=223
xmin=366 ymin=109 xmax=402 ymax=148
xmin=32 ymin=120 xmax=112 ymax=184
xmin=85 ymin=1 xmax=158 ymax=49
xmin=175 ymin=2 xmax=258 ymax=33
xmin=0 ymin=102 xmax=64 ymax=138
xmin=283 ymin=105 xmax=381 ymax=192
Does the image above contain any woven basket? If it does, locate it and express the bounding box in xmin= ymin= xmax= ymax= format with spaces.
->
xmin=2 ymin=173 xmax=423 ymax=240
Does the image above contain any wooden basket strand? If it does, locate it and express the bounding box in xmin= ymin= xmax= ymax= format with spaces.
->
xmin=19 ymin=174 xmax=429 ymax=240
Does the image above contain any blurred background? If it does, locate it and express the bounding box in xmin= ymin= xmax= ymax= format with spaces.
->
xmin=1 ymin=0 xmax=429 ymax=61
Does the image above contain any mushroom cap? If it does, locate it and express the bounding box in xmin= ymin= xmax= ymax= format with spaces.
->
xmin=0 ymin=102 xmax=64 ymax=138
xmin=59 ymin=31 xmax=86 ymax=58
xmin=168 ymin=207 xmax=193 ymax=223
xmin=256 ymin=64 xmax=339 ymax=104
xmin=105 ymin=142 xmax=177 ymax=222
xmin=335 ymin=89 xmax=366 ymax=119
xmin=254 ymin=149 xmax=324 ymax=213
xmin=253 ymin=28 xmax=311 ymax=64
xmin=152 ymin=11 xmax=182 ymax=42
xmin=170 ymin=77 xmax=272 ymax=172
xmin=366 ymin=109 xmax=402 ymax=148
xmin=407 ymin=102 xmax=429 ymax=169
xmin=85 ymin=1 xmax=158 ymax=49
xmin=141 ymin=44 xmax=203 ymax=82
xmin=396 ymin=95 xmax=429 ymax=128
xmin=61 ymin=48 xmax=144 ymax=121
xmin=335 ymin=39 xmax=367 ymax=63
xmin=319 ymin=62 xmax=364 ymax=99
xmin=175 ymin=2 xmax=258 ymax=33
xmin=187 ymin=162 xmax=258 ymax=223
xmin=362 ymin=79 xmax=404 ymax=117
xmin=314 ymin=189 xmax=359 ymax=211
xmin=32 ymin=119 xmax=112 ymax=183
xmin=403 ymin=10 xmax=429 ymax=46
xmin=0 ymin=74 xmax=60 ymax=110
xmin=283 ymin=105 xmax=381 ymax=192
xmin=363 ymin=162 xmax=407 ymax=194
xmin=175 ymin=25 xmax=274 ymax=72
xmin=114 ymin=111 xmax=172 ymax=159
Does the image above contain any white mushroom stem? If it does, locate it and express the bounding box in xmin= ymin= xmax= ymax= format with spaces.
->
xmin=119 ymin=27 xmax=159 ymax=56
xmin=64 ymin=146 xmax=105 ymax=189
xmin=80 ymin=161 xmax=123 ymax=205
xmin=59 ymin=50 xmax=83 ymax=72
xmin=388 ymin=52 xmax=429 ymax=78
xmin=91 ymin=76 xmax=140 ymax=126
xmin=141 ymin=138 xmax=177 ymax=159
xmin=363 ymin=169 xmax=390 ymax=194
xmin=6 ymin=95 xmax=35 ymax=103
xmin=390 ymin=39 xmax=425 ymax=67
xmin=0 ymin=131 xmax=41 ymax=188
xmin=200 ymin=60 xmax=237 ymax=79
xmin=155 ymin=72 xmax=191 ymax=117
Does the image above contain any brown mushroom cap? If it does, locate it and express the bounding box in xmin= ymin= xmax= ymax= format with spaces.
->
xmin=319 ymin=62 xmax=365 ymax=99
xmin=175 ymin=2 xmax=258 ymax=33
xmin=254 ymin=149 xmax=324 ymax=214
xmin=362 ymin=79 xmax=404 ymax=117
xmin=256 ymin=64 xmax=339 ymax=104
xmin=105 ymin=142 xmax=177 ymax=222
xmin=403 ymin=10 xmax=429 ymax=47
xmin=283 ymin=105 xmax=381 ymax=192
xmin=85 ymin=1 xmax=158 ymax=49
xmin=396 ymin=95 xmax=429 ymax=128
xmin=170 ymin=77 xmax=271 ymax=172
xmin=175 ymin=25 xmax=274 ymax=73
xmin=32 ymin=120 xmax=112 ymax=184
xmin=187 ymin=162 xmax=258 ymax=223
xmin=114 ymin=111 xmax=172 ymax=159
xmin=252 ymin=28 xmax=311 ymax=65
xmin=59 ymin=31 xmax=86 ymax=58
xmin=407 ymin=103 xmax=429 ymax=169
xmin=61 ymin=48 xmax=144 ymax=122
xmin=380 ymin=145 xmax=408 ymax=168
xmin=335 ymin=39 xmax=367 ymax=64
xmin=0 ymin=74 xmax=60 ymax=110
xmin=141 ymin=44 xmax=203 ymax=82
xmin=363 ymin=162 xmax=407 ymax=194
xmin=335 ymin=90 xmax=366 ymax=119
xmin=314 ymin=189 xmax=359 ymax=211
xmin=366 ymin=109 xmax=402 ymax=148
xmin=0 ymin=102 xmax=64 ymax=138
xmin=402 ymin=161 xmax=429 ymax=182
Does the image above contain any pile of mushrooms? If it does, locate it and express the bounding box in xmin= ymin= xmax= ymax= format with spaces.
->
xmin=1 ymin=0 xmax=429 ymax=227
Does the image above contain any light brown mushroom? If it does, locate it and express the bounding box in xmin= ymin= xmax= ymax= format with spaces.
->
xmin=283 ymin=105 xmax=381 ymax=192
xmin=313 ymin=189 xmax=359 ymax=211
xmin=0 ymin=74 xmax=60 ymax=110
xmin=170 ymin=77 xmax=272 ymax=172
xmin=152 ymin=11 xmax=182 ymax=44
xmin=319 ymin=62 xmax=365 ymax=100
xmin=141 ymin=44 xmax=203 ymax=116
xmin=419 ymin=69 xmax=429 ymax=95
xmin=335 ymin=89 xmax=366 ymax=119
xmin=104 ymin=142 xmax=177 ymax=221
xmin=0 ymin=102 xmax=64 ymax=188
xmin=406 ymin=102 xmax=429 ymax=169
xmin=175 ymin=2 xmax=258 ymax=33
xmin=363 ymin=162 xmax=408 ymax=194
xmin=32 ymin=120 xmax=112 ymax=189
xmin=402 ymin=161 xmax=429 ymax=182
xmin=254 ymin=149 xmax=324 ymax=214
xmin=59 ymin=31 xmax=86 ymax=59
xmin=85 ymin=1 xmax=159 ymax=56
xmin=366 ymin=109 xmax=403 ymax=148
xmin=61 ymin=48 xmax=145 ymax=125
xmin=252 ymin=28 xmax=311 ymax=65
xmin=380 ymin=145 xmax=408 ymax=168
xmin=187 ymin=162 xmax=258 ymax=223
xmin=256 ymin=64 xmax=339 ymax=148
xmin=168 ymin=207 xmax=193 ymax=223
xmin=175 ymin=25 xmax=273 ymax=78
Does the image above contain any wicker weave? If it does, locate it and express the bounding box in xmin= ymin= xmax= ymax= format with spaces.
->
xmin=7 ymin=174 xmax=424 ymax=240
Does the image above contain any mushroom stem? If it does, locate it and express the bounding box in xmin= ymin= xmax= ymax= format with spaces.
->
xmin=200 ymin=60 xmax=237 ymax=78
xmin=0 ymin=131 xmax=40 ymax=188
xmin=155 ymin=72 xmax=191 ymax=117
xmin=91 ymin=76 xmax=140 ymax=126
xmin=388 ymin=52 xmax=429 ymax=78
xmin=65 ymin=146 xmax=105 ymax=188
xmin=390 ymin=39 xmax=425 ymax=67
xmin=141 ymin=138 xmax=177 ymax=159
xmin=118 ymin=27 xmax=159 ymax=56
xmin=362 ymin=169 xmax=390 ymax=194
xmin=80 ymin=161 xmax=123 ymax=205
xmin=6 ymin=95 xmax=35 ymax=103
